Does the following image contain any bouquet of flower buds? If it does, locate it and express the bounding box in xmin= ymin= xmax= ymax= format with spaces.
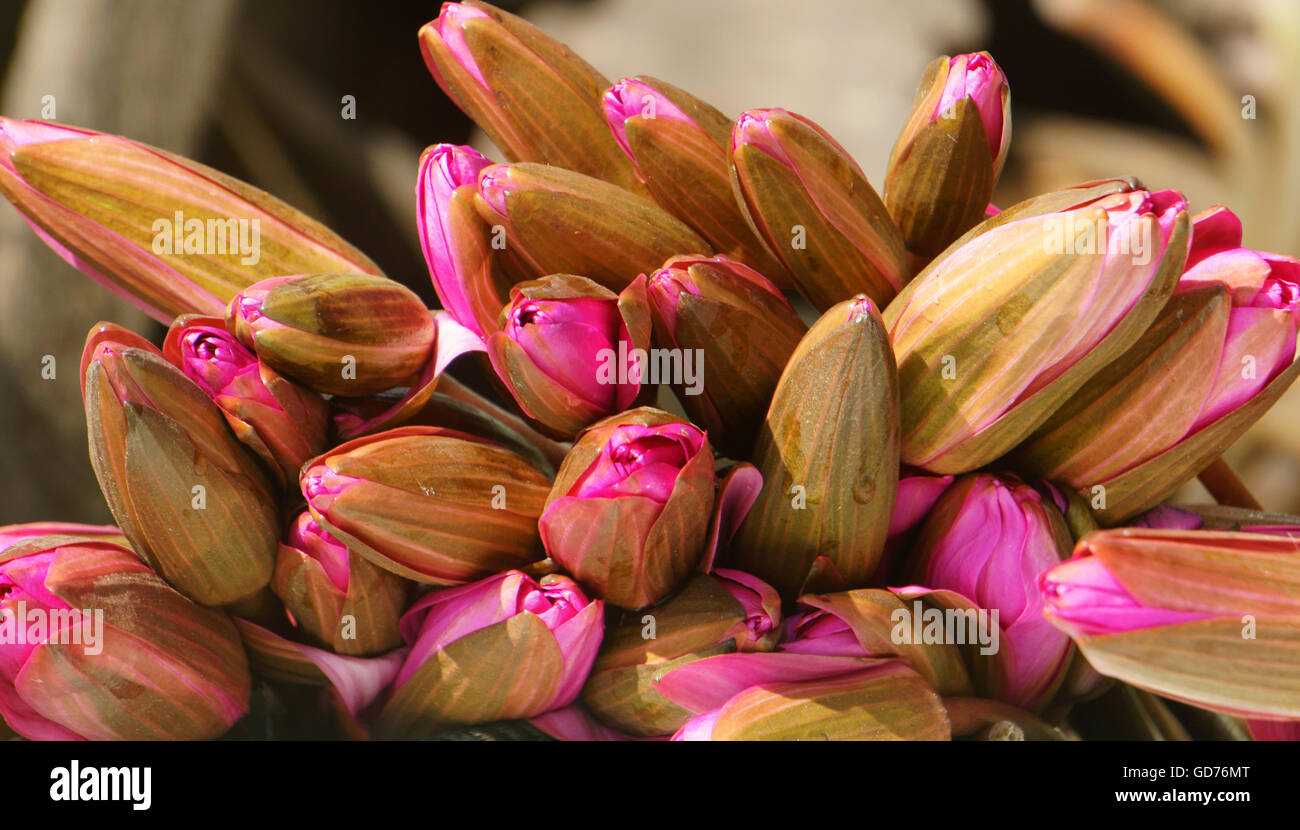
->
xmin=1 ymin=0 xmax=1297 ymax=742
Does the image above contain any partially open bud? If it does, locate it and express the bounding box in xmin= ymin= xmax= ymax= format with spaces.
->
xmin=163 ymin=314 xmax=329 ymax=487
xmin=418 ymin=0 xmax=643 ymax=193
xmin=1041 ymin=529 xmax=1300 ymax=718
xmin=227 ymin=273 xmax=436 ymax=396
xmin=271 ymin=512 xmax=412 ymax=656
xmin=730 ymin=108 xmax=906 ymax=311
xmin=301 ymin=426 xmax=551 ymax=585
xmin=375 ymin=569 xmax=603 ymax=737
xmin=1016 ymin=206 xmax=1300 ymax=523
xmin=728 ymin=296 xmax=899 ymax=597
xmin=781 ymin=588 xmax=973 ymax=696
xmin=647 ymin=255 xmax=807 ymax=458
xmin=884 ymin=179 xmax=1190 ymax=474
xmin=905 ymin=474 xmax=1074 ymax=711
xmin=81 ymin=323 xmax=279 ymax=607
xmin=0 ymin=534 xmax=250 ymax=739
xmin=671 ymin=661 xmax=950 ymax=740
xmin=474 ymin=162 xmax=710 ymax=292
xmin=417 ymin=143 xmax=522 ymax=339
xmin=487 ymin=274 xmax=651 ymax=438
xmin=0 ymin=117 xmax=381 ymax=323
xmin=539 ymin=408 xmax=716 ymax=610
xmin=885 ymin=52 xmax=1011 ymax=257
xmin=581 ymin=569 xmax=780 ymax=736
xmin=603 ymin=77 xmax=789 ymax=283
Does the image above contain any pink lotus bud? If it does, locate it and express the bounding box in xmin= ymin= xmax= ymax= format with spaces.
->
xmin=271 ymin=512 xmax=411 ymax=656
xmin=0 ymin=118 xmax=381 ymax=323
xmin=540 ymin=408 xmax=715 ymax=609
xmin=1040 ymin=529 xmax=1300 ymax=718
xmin=1178 ymin=208 xmax=1300 ymax=431
xmin=1017 ymin=205 xmax=1300 ymax=522
xmin=0 ymin=534 xmax=250 ymax=739
xmin=602 ymin=78 xmax=694 ymax=160
xmin=375 ymin=569 xmax=603 ymax=737
xmin=888 ymin=471 xmax=955 ymax=539
xmin=906 ymin=473 xmax=1074 ymax=710
xmin=934 ymin=53 xmax=1008 ymax=161
xmin=417 ymin=143 xmax=517 ymax=339
xmin=486 ymin=274 xmax=650 ymax=438
xmin=163 ymin=314 xmax=330 ymax=486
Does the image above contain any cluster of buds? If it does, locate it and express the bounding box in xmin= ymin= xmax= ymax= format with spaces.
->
xmin=0 ymin=0 xmax=1297 ymax=741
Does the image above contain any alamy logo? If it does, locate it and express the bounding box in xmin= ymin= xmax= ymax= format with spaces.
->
xmin=890 ymin=600 xmax=1000 ymax=655
xmin=0 ymin=601 xmax=103 ymax=655
xmin=595 ymin=341 xmax=704 ymax=395
xmin=151 ymin=210 xmax=261 ymax=265
xmin=50 ymin=761 xmax=151 ymax=811
xmin=1041 ymin=212 xmax=1152 ymax=265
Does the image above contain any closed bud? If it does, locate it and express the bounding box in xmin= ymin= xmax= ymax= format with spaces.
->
xmin=487 ymin=274 xmax=652 ymax=438
xmin=647 ymin=255 xmax=806 ymax=458
xmin=885 ymin=52 xmax=1012 ymax=257
xmin=906 ymin=473 xmax=1074 ymax=711
xmin=1016 ymin=206 xmax=1300 ymax=522
xmin=730 ymin=108 xmax=906 ymax=310
xmin=539 ymin=408 xmax=716 ymax=610
xmin=0 ymin=534 xmax=250 ymax=739
xmin=603 ymin=77 xmax=789 ymax=283
xmin=1041 ymin=529 xmax=1300 ymax=718
xmin=885 ymin=179 xmax=1190 ymax=474
xmin=418 ymin=1 xmax=642 ymax=192
xmin=0 ymin=118 xmax=380 ymax=323
xmin=227 ymin=273 xmax=436 ymax=396
xmin=728 ymin=296 xmax=899 ymax=597
xmin=581 ymin=569 xmax=781 ymax=736
xmin=163 ymin=314 xmax=330 ymax=486
xmin=474 ymin=162 xmax=710 ymax=292
xmin=417 ymin=143 xmax=523 ymax=339
xmin=302 ymin=426 xmax=550 ymax=584
xmin=271 ymin=511 xmax=412 ymax=656
xmin=81 ymin=323 xmax=279 ymax=607
xmin=376 ymin=569 xmax=603 ymax=737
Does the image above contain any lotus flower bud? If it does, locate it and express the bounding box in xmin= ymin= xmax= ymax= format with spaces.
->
xmin=226 ymin=273 xmax=436 ymax=396
xmin=1016 ymin=207 xmax=1300 ymax=523
xmin=730 ymin=108 xmax=906 ymax=311
xmin=162 ymin=314 xmax=329 ymax=486
xmin=539 ymin=408 xmax=715 ymax=610
xmin=271 ymin=512 xmax=412 ymax=656
xmin=417 ymin=143 xmax=525 ymax=339
xmin=375 ymin=569 xmax=603 ymax=737
xmin=885 ymin=52 xmax=1012 ymax=257
xmin=603 ymin=77 xmax=789 ymax=282
xmin=781 ymin=588 xmax=974 ymax=695
xmin=487 ymin=274 xmax=652 ymax=438
xmin=474 ymin=162 xmax=710 ymax=292
xmin=905 ymin=473 xmax=1074 ymax=710
xmin=647 ymin=255 xmax=807 ymax=458
xmin=884 ymin=179 xmax=1191 ymax=474
xmin=0 ymin=522 xmax=128 ymax=549
xmin=581 ymin=569 xmax=780 ymax=736
xmin=728 ymin=296 xmax=899 ymax=597
xmin=301 ymin=426 xmax=551 ymax=585
xmin=1041 ymin=529 xmax=1300 ymax=718
xmin=0 ymin=118 xmax=381 ymax=323
xmin=671 ymin=662 xmax=950 ymax=740
xmin=419 ymin=1 xmax=642 ymax=192
xmin=0 ymin=534 xmax=250 ymax=739
xmin=889 ymin=470 xmax=956 ymax=539
xmin=81 ymin=323 xmax=280 ymax=607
